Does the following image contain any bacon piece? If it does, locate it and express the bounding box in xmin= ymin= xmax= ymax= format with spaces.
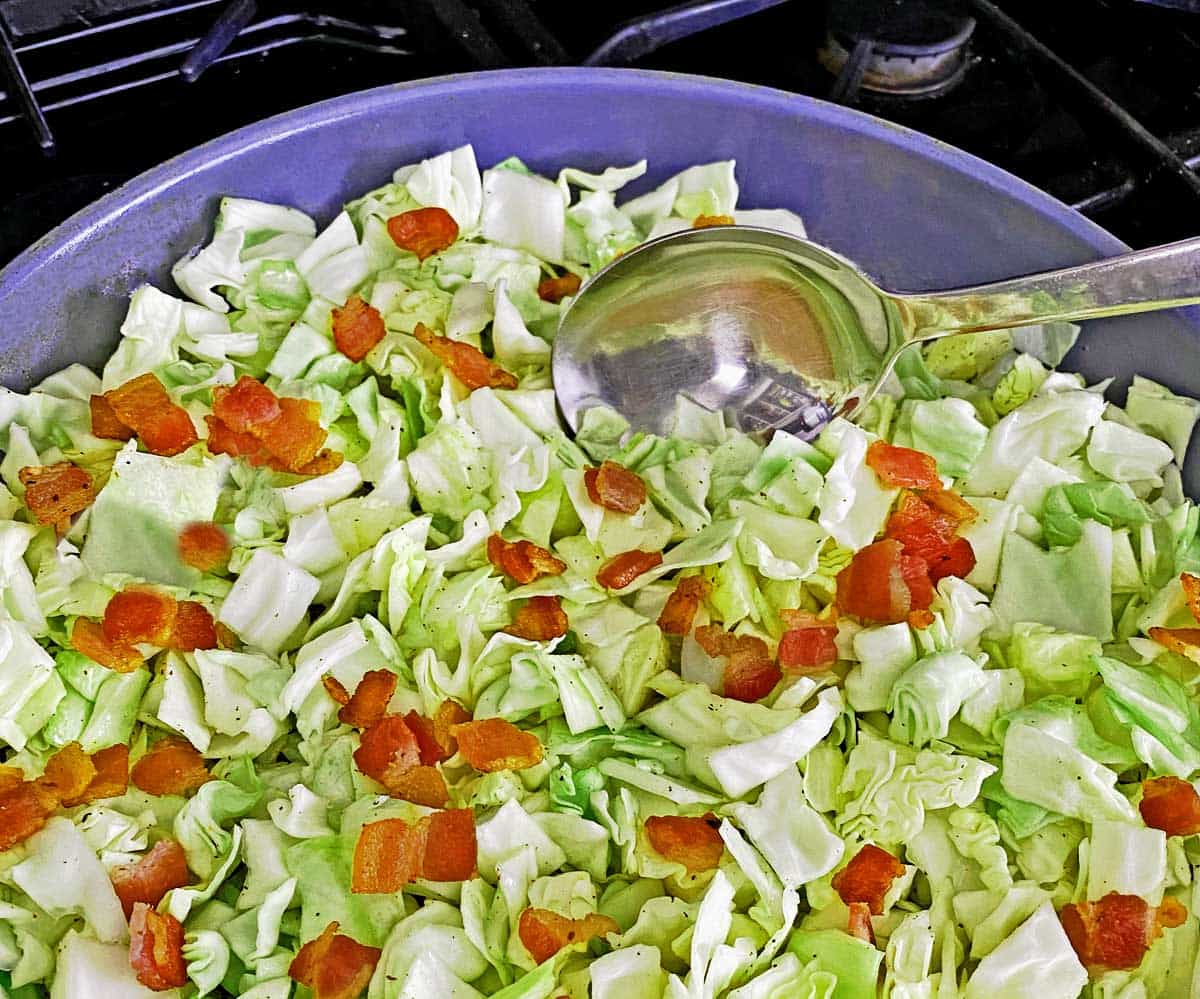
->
xmin=298 ymin=449 xmax=345 ymax=476
xmin=518 ymin=907 xmax=619 ymax=964
xmin=205 ymin=415 xmax=270 ymax=464
xmin=657 ymin=576 xmax=711 ymax=636
xmin=106 ymin=373 xmax=199 ymax=457
xmin=90 ymin=394 xmax=134 ymax=440
xmin=130 ymin=737 xmax=212 ymax=797
xmin=0 ymin=782 xmax=57 ymax=851
xmin=288 ymin=921 xmax=382 ymax=999
xmin=76 ymin=744 xmax=130 ymax=805
xmin=337 ymin=670 xmax=398 ymax=730
xmin=537 ymin=272 xmax=582 ymax=304
xmin=422 ymin=809 xmax=478 ymax=882
xmin=111 ymin=840 xmax=191 ymax=918
xmin=1061 ymin=892 xmax=1187 ymax=970
xmin=37 ymin=742 xmax=96 ymax=805
xmin=1183 ymin=572 xmax=1200 ymax=623
xmin=907 ymin=609 xmax=936 ymax=629
xmin=103 ymin=587 xmax=178 ymax=647
xmin=926 ymin=536 xmax=976 ymax=584
xmin=836 ymin=540 xmax=911 ymax=624
xmin=388 ymin=765 xmax=449 ymax=809
xmin=1139 ymin=776 xmax=1200 ymax=837
xmin=597 ymin=549 xmax=663 ymax=590
xmin=899 ymin=553 xmax=935 ymax=612
xmin=1148 ymin=627 xmax=1200 ymax=657
xmin=19 ymin=462 xmax=95 ymax=529
xmin=487 ymin=533 xmax=566 ymax=585
xmin=353 ymin=715 xmax=421 ymax=793
xmin=332 ymin=294 xmax=386 ymax=363
xmin=644 ymin=814 xmax=724 ymax=872
xmin=847 ymin=902 xmax=876 ymax=945
xmin=506 ymin=595 xmax=570 ymax=641
xmin=884 ymin=491 xmax=960 ymax=562
xmin=778 ymin=624 xmax=839 ymax=670
xmin=256 ymin=397 xmax=328 ymax=473
xmin=212 ymin=376 xmax=282 ymax=434
xmin=452 ymin=717 xmax=544 ymax=773
xmin=352 ymin=810 xmax=476 ymax=892
xmin=584 ymin=461 xmax=646 ymax=514
xmin=323 ymin=675 xmax=350 ymax=705
xmin=413 ymin=323 xmax=518 ymax=391
xmin=0 ymin=766 xmax=24 ymax=794
xmin=918 ymin=487 xmax=977 ymax=526
xmin=404 ymin=711 xmax=446 ymax=766
xmin=71 ymin=618 xmax=144 ymax=673
xmin=129 ymin=903 xmax=188 ymax=990
xmin=832 ymin=844 xmax=906 ymax=915
xmin=352 ymin=818 xmax=425 ymax=893
xmin=433 ymin=699 xmax=470 ymax=759
xmin=866 ymin=440 xmax=941 ymax=490
xmin=177 ymin=522 xmax=230 ymax=573
xmin=168 ymin=601 xmax=218 ymax=652
xmin=695 ymin=626 xmax=781 ymax=701
xmin=386 ymin=207 xmax=459 ymax=261
xmin=692 ymin=214 xmax=735 ymax=228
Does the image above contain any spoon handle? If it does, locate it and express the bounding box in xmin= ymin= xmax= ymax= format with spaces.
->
xmin=895 ymin=235 xmax=1200 ymax=342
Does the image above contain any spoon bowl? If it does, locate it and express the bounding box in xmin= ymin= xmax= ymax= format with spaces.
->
xmin=553 ymin=225 xmax=1200 ymax=438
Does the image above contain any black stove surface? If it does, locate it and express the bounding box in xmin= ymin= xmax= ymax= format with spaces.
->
xmin=2 ymin=0 xmax=1200 ymax=266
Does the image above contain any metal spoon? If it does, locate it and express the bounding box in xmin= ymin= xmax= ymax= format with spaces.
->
xmin=553 ymin=225 xmax=1200 ymax=438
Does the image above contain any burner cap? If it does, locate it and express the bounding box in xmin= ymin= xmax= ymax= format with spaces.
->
xmin=821 ymin=0 xmax=976 ymax=98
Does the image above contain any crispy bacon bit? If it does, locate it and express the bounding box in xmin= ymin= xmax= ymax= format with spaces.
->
xmin=177 ymin=522 xmax=230 ymax=573
xmin=386 ymin=207 xmax=459 ymax=261
xmin=130 ymin=737 xmax=212 ymax=797
xmin=884 ymin=490 xmax=977 ymax=592
xmin=433 ymin=700 xmax=470 ymax=759
xmin=299 ymin=449 xmax=345 ymax=476
xmin=105 ymin=373 xmax=199 ymax=457
xmin=836 ymin=540 xmax=910 ymax=624
xmin=918 ymin=487 xmax=977 ymax=526
xmin=778 ymin=624 xmax=839 ymax=671
xmin=352 ymin=810 xmax=477 ymax=892
xmin=103 ymin=587 xmax=177 ymax=647
xmin=597 ymin=549 xmax=663 ymax=590
xmin=352 ymin=818 xmax=425 ymax=893
xmin=353 ymin=715 xmax=421 ymax=793
xmin=288 ymin=921 xmax=382 ymax=999
xmin=694 ymin=625 xmax=782 ymax=701
xmin=832 ymin=844 xmax=906 ymax=915
xmin=323 ymin=675 xmax=351 ymax=705
xmin=71 ymin=618 xmax=144 ymax=673
xmin=900 ymin=553 xmax=935 ymax=612
xmin=847 ymin=902 xmax=876 ymax=945
xmin=129 ymin=903 xmax=188 ymax=990
xmin=1148 ymin=627 xmax=1200 ymax=657
xmin=111 ymin=840 xmax=191 ymax=918
xmin=19 ymin=463 xmax=95 ymax=529
xmin=77 ymin=744 xmax=130 ymax=805
xmin=1061 ymin=892 xmax=1187 ymax=970
xmin=1139 ymin=776 xmax=1200 ymax=837
xmin=413 ymin=322 xmax=518 ymax=391
xmin=331 ymin=294 xmax=386 ymax=363
xmin=216 ymin=622 xmax=239 ymax=650
xmin=0 ymin=782 xmax=57 ymax=851
xmin=657 ymin=576 xmax=711 ymax=636
xmin=644 ymin=814 xmax=724 ymax=872
xmin=866 ymin=440 xmax=942 ymax=490
xmin=257 ymin=397 xmax=328 ymax=473
xmin=452 ymin=717 xmax=544 ymax=773
xmin=337 ymin=670 xmax=398 ymax=730
xmin=506 ymin=595 xmax=570 ymax=641
xmin=90 ymin=394 xmax=134 ymax=440
xmin=518 ymin=907 xmax=619 ymax=964
xmin=389 ymin=765 xmax=450 ymax=809
xmin=168 ymin=601 xmax=218 ymax=652
xmin=0 ymin=766 xmax=24 ymax=794
xmin=37 ymin=743 xmax=96 ymax=805
xmin=212 ymin=375 xmax=282 ymax=433
xmin=584 ymin=461 xmax=647 ymax=514
xmin=537 ymin=272 xmax=582 ymax=304
xmin=422 ymin=809 xmax=478 ymax=882
xmin=404 ymin=711 xmax=448 ymax=766
xmin=907 ymin=609 xmax=936 ymax=629
xmin=692 ymin=214 xmax=736 ymax=228
xmin=487 ymin=533 xmax=566 ymax=585
xmin=205 ymin=415 xmax=267 ymax=463
xmin=1183 ymin=572 xmax=1200 ymax=622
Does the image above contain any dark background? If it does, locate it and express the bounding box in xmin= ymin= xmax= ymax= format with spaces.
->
xmin=3 ymin=0 xmax=1200 ymax=265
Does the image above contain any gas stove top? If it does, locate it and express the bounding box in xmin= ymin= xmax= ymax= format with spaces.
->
xmin=2 ymin=0 xmax=1199 ymax=265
